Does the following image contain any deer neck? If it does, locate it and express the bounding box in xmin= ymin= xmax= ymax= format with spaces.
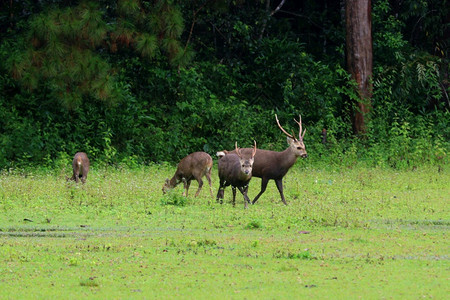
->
xmin=169 ymin=176 xmax=179 ymax=188
xmin=280 ymin=147 xmax=299 ymax=168
xmin=237 ymin=172 xmax=252 ymax=183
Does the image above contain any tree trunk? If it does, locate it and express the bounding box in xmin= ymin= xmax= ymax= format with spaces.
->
xmin=345 ymin=0 xmax=372 ymax=134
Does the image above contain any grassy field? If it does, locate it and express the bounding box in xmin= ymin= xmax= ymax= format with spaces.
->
xmin=0 ymin=162 xmax=448 ymax=299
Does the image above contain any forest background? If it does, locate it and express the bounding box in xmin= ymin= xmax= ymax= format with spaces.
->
xmin=0 ymin=0 xmax=448 ymax=169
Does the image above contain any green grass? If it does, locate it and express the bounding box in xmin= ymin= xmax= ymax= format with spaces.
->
xmin=0 ymin=163 xmax=448 ymax=298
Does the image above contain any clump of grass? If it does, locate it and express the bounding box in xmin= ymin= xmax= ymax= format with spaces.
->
xmin=274 ymin=250 xmax=317 ymax=260
xmin=288 ymin=250 xmax=316 ymax=260
xmin=197 ymin=239 xmax=217 ymax=247
xmin=251 ymin=240 xmax=259 ymax=248
xmin=79 ymin=278 xmax=99 ymax=287
xmin=160 ymin=193 xmax=188 ymax=207
xmin=68 ymin=257 xmax=78 ymax=266
xmin=187 ymin=239 xmax=217 ymax=248
xmin=245 ymin=219 xmax=263 ymax=229
xmin=350 ymin=237 xmax=369 ymax=243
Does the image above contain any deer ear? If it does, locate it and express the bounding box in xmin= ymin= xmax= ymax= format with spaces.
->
xmin=286 ymin=136 xmax=294 ymax=145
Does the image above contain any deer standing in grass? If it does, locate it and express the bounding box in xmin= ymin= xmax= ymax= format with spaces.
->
xmin=162 ymin=152 xmax=214 ymax=197
xmin=69 ymin=152 xmax=90 ymax=184
xmin=218 ymin=114 xmax=307 ymax=205
xmin=217 ymin=141 xmax=257 ymax=208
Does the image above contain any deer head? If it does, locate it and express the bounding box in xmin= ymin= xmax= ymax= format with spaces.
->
xmin=275 ymin=114 xmax=307 ymax=158
xmin=235 ymin=140 xmax=257 ymax=176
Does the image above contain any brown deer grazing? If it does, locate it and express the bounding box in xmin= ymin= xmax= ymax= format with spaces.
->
xmin=220 ymin=114 xmax=307 ymax=205
xmin=217 ymin=141 xmax=257 ymax=208
xmin=162 ymin=152 xmax=214 ymax=197
xmin=69 ymin=152 xmax=90 ymax=184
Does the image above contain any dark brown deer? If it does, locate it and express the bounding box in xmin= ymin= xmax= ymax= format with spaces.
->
xmin=162 ymin=152 xmax=214 ymax=197
xmin=69 ymin=152 xmax=90 ymax=184
xmin=217 ymin=141 xmax=257 ymax=208
xmin=221 ymin=114 xmax=307 ymax=205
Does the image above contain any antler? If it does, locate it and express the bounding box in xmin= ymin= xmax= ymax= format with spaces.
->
xmin=293 ymin=114 xmax=306 ymax=140
xmin=275 ymin=114 xmax=296 ymax=140
xmin=251 ymin=140 xmax=257 ymax=158
xmin=235 ymin=141 xmax=242 ymax=158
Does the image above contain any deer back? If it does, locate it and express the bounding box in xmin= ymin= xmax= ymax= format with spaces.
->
xmin=176 ymin=152 xmax=212 ymax=178
xmin=163 ymin=152 xmax=213 ymax=192
xmin=73 ymin=152 xmax=90 ymax=174
xmin=227 ymin=148 xmax=295 ymax=179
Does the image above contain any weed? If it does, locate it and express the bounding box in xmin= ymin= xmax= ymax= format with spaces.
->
xmin=289 ymin=250 xmax=316 ymax=260
xmin=197 ymin=239 xmax=217 ymax=247
xmin=68 ymin=257 xmax=79 ymax=266
xmin=274 ymin=250 xmax=317 ymax=260
xmin=245 ymin=219 xmax=263 ymax=229
xmin=160 ymin=193 xmax=188 ymax=207
xmin=79 ymin=278 xmax=99 ymax=287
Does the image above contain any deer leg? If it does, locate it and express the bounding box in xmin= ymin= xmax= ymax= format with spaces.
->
xmin=232 ymin=187 xmax=237 ymax=207
xmin=182 ymin=178 xmax=190 ymax=197
xmin=238 ymin=186 xmax=249 ymax=209
xmin=216 ymin=188 xmax=223 ymax=203
xmin=242 ymin=185 xmax=251 ymax=205
xmin=243 ymin=185 xmax=250 ymax=203
xmin=74 ymin=171 xmax=80 ymax=183
xmin=252 ymin=178 xmax=269 ymax=204
xmin=81 ymin=171 xmax=87 ymax=184
xmin=194 ymin=177 xmax=203 ymax=197
xmin=216 ymin=180 xmax=225 ymax=204
xmin=186 ymin=180 xmax=192 ymax=197
xmin=275 ymin=179 xmax=287 ymax=205
xmin=205 ymin=171 xmax=214 ymax=197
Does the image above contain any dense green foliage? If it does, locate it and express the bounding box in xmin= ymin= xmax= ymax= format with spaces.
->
xmin=0 ymin=0 xmax=448 ymax=168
